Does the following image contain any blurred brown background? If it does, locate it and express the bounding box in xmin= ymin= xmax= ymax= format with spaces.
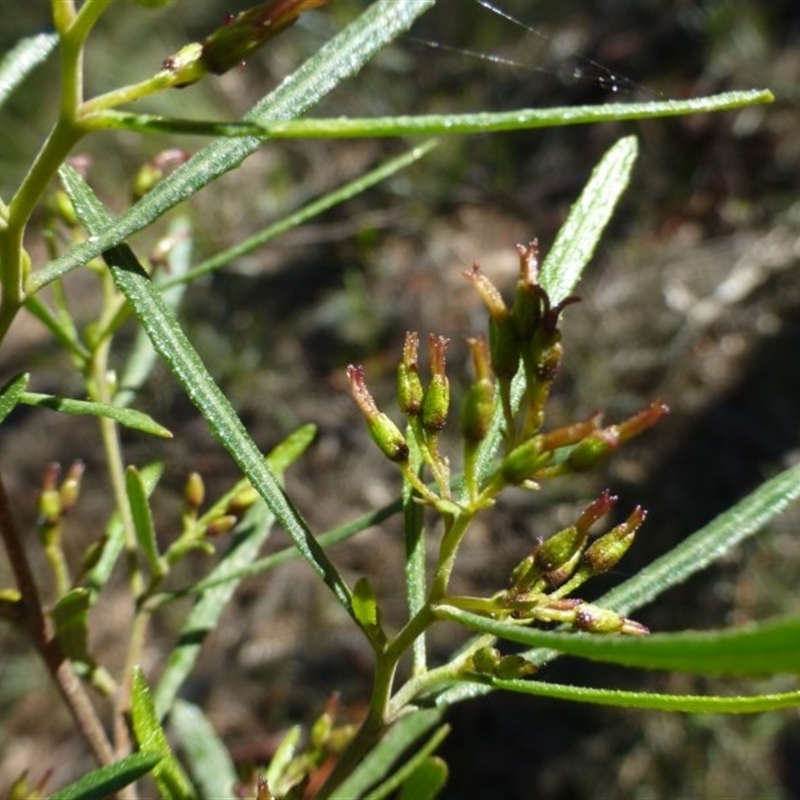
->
xmin=1 ymin=1 xmax=800 ymax=797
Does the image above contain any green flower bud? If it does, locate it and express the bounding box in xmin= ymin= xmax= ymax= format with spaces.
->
xmin=471 ymin=646 xmax=501 ymax=674
xmin=397 ymin=331 xmax=424 ymax=417
xmin=565 ymin=430 xmax=618 ymax=472
xmin=227 ymin=484 xmax=260 ymax=515
xmin=573 ymin=603 xmax=625 ymax=633
xmin=573 ymin=603 xmax=649 ymax=636
xmin=565 ymin=403 xmax=669 ymax=473
xmin=534 ymin=525 xmax=588 ymax=574
xmin=347 ymin=365 xmax=409 ymax=463
xmin=581 ymin=506 xmax=646 ymax=575
xmin=510 ymin=241 xmax=543 ymax=341
xmin=494 ymin=654 xmax=537 ymax=679
xmin=500 ymin=437 xmax=549 ymax=485
xmin=461 ymin=337 xmax=495 ymax=443
xmin=59 ymin=461 xmax=85 ymax=513
xmin=184 ymin=472 xmax=205 ymax=512
xmin=38 ymin=463 xmax=62 ymax=526
xmin=421 ymin=335 xmax=450 ymax=433
xmin=205 ymin=514 xmax=238 ymax=537
xmin=489 ymin=314 xmax=521 ymax=383
xmin=161 ymin=42 xmax=206 ymax=88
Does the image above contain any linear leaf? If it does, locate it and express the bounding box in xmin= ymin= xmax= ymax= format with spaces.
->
xmin=126 ymin=465 xmax=166 ymax=578
xmin=170 ymin=700 xmax=238 ymax=800
xmin=0 ymin=33 xmax=57 ymax=110
xmin=0 ymin=372 xmax=29 ymax=424
xmin=49 ymin=751 xmax=162 ymax=800
xmin=161 ymin=140 xmax=438 ymax=289
xmin=131 ymin=668 xmax=195 ymax=800
xmin=115 ymin=215 xmax=192 ymax=408
xmin=19 ymin=391 xmax=172 ymax=437
xmin=89 ymin=111 xmax=270 ymax=137
xmin=247 ymin=91 xmax=773 ymax=139
xmin=479 ymin=677 xmax=800 ymax=713
xmin=85 ymin=461 xmax=163 ymax=594
xmin=367 ymin=727 xmax=450 ymax=800
xmin=436 ymin=605 xmax=800 ymax=676
xmin=540 ymin=135 xmax=638 ymax=303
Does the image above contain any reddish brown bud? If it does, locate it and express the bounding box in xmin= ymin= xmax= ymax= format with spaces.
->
xmin=575 ymin=490 xmax=618 ymax=535
xmin=201 ymin=0 xmax=330 ymax=76
xmin=347 ymin=365 xmax=409 ymax=463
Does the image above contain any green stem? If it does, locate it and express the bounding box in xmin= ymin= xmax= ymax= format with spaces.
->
xmin=387 ymin=633 xmax=495 ymax=719
xmin=429 ymin=512 xmax=474 ymax=600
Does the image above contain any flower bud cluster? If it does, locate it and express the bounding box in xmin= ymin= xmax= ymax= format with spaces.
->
xmin=492 ymin=493 xmax=649 ymax=635
xmin=347 ymin=239 xmax=667 ymax=637
xmin=37 ymin=461 xmax=85 ymax=531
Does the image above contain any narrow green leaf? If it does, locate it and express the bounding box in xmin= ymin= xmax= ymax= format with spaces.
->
xmin=85 ymin=461 xmax=163 ymax=594
xmin=32 ymin=0 xmax=437 ymax=290
xmin=397 ymin=757 xmax=448 ymax=800
xmin=263 ymin=725 xmax=302 ymax=796
xmin=170 ymin=700 xmax=238 ymax=800
xmin=131 ymin=667 xmax=196 ymax=800
xmin=436 ymin=605 xmax=800 ymax=676
xmin=23 ymin=295 xmax=91 ymax=361
xmin=160 ymin=140 xmax=438 ymax=289
xmin=115 ymin=215 xmax=192 ymax=408
xmin=366 ymin=727 xmax=450 ymax=800
xmin=19 ymin=391 xmax=172 ymax=438
xmin=263 ymin=422 xmax=318 ymax=476
xmin=540 ymin=135 xmax=638 ymax=303
xmin=0 ymin=33 xmax=58 ymax=110
xmin=49 ymin=751 xmax=162 ymax=800
xmin=52 ymin=587 xmax=93 ymax=666
xmin=353 ymin=577 xmax=380 ymax=627
xmin=481 ymin=676 xmax=800 ymax=714
xmin=88 ymin=110 xmax=270 ymax=138
xmin=153 ymin=426 xmax=315 ymax=719
xmin=353 ymin=576 xmax=386 ymax=648
xmin=60 ymin=166 xmax=354 ymax=631
xmin=0 ymin=372 xmax=29 ymax=424
xmin=126 ymin=465 xmax=166 ymax=579
xmin=330 ymin=708 xmax=445 ymax=800
xmin=246 ymin=91 xmax=774 ymax=139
